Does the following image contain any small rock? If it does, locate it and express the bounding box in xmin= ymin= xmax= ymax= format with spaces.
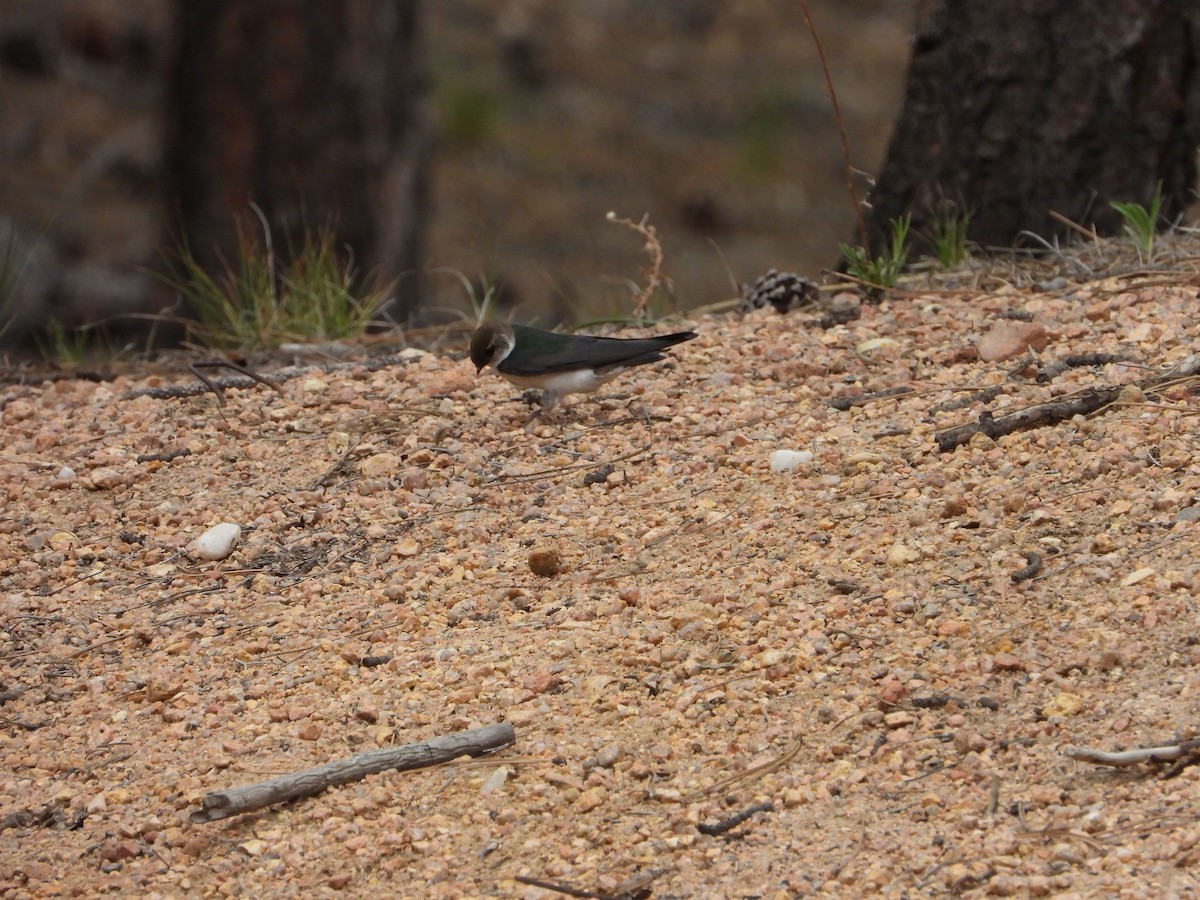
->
xmin=3 ymin=399 xmax=35 ymax=423
xmin=883 ymin=710 xmax=917 ymax=728
xmin=359 ymin=452 xmax=398 ymax=479
xmin=402 ymin=468 xmax=428 ymax=490
xmin=188 ymin=523 xmax=242 ymax=561
xmin=1121 ymin=567 xmax=1155 ymax=587
xmin=769 ymin=449 xmax=813 ymax=473
xmin=992 ymin=653 xmax=1024 ymax=672
xmin=446 ymin=599 xmax=477 ymax=624
xmin=887 ymin=543 xmax=920 ymax=566
xmin=238 ymin=839 xmax=270 ymax=857
xmin=480 ymin=766 xmax=509 ymax=795
xmin=575 ymin=786 xmax=608 ymax=812
xmin=327 ymin=874 xmax=353 ymax=890
xmin=528 ymin=546 xmax=564 ymax=577
xmin=1174 ymin=506 xmax=1200 ymax=524
xmin=941 ymin=497 xmax=968 ymax=518
xmin=100 ymin=840 xmax=140 ymax=862
xmin=976 ymin=321 xmax=1049 ymax=362
xmin=595 ymin=745 xmax=623 ymax=768
xmin=1042 ymin=692 xmax=1085 ymax=718
xmin=878 ymin=677 xmax=907 ymax=704
xmin=86 ymin=467 xmax=125 ymax=490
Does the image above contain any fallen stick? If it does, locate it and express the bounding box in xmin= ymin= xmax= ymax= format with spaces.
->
xmin=936 ymin=353 xmax=1199 ymax=452
xmin=1066 ymin=737 xmax=1200 ymax=767
xmin=191 ymin=720 xmax=516 ymax=822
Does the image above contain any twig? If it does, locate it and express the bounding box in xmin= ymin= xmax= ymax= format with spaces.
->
xmin=190 ymin=721 xmax=515 ymax=822
xmin=513 ymin=875 xmax=609 ymax=899
xmin=1010 ymin=551 xmax=1043 ymax=583
xmin=125 ymin=353 xmax=418 ymax=402
xmin=796 ymin=0 xmax=868 ymax=249
xmin=828 ymin=386 xmax=914 ymax=411
xmin=937 ymin=353 xmax=1200 ymax=451
xmin=697 ymin=800 xmax=774 ymax=836
xmin=684 ymin=738 xmax=804 ymax=801
xmin=985 ymin=774 xmax=1001 ymax=816
xmin=187 ymin=360 xmax=282 ymax=407
xmin=605 ymin=211 xmax=673 ymax=318
xmin=1066 ymin=738 xmax=1200 ymax=768
xmin=488 ymin=445 xmax=649 ymax=486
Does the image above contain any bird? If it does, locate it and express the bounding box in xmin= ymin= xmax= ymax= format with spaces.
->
xmin=469 ymin=321 xmax=698 ymax=411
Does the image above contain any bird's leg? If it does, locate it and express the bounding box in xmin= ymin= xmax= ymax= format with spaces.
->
xmin=623 ymin=396 xmax=653 ymax=426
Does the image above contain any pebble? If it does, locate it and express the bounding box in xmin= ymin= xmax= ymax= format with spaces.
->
xmin=528 ymin=546 xmax=564 ymax=577
xmin=86 ymin=467 xmax=125 ymax=490
xmin=977 ymin=321 xmax=1049 ymax=362
xmin=187 ymin=523 xmax=242 ymax=561
xmin=1042 ymin=692 xmax=1085 ymax=717
xmin=359 ymin=452 xmax=399 ymax=479
xmin=887 ymin=543 xmax=920 ymax=566
xmin=769 ymin=449 xmax=813 ymax=473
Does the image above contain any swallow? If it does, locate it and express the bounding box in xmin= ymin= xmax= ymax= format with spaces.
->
xmin=469 ymin=321 xmax=697 ymax=411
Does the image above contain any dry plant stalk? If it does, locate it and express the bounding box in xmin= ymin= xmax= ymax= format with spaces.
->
xmin=606 ymin=211 xmax=673 ymax=318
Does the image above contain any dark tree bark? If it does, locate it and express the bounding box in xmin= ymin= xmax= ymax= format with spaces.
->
xmin=169 ymin=0 xmax=428 ymax=320
xmin=863 ymin=0 xmax=1200 ymax=254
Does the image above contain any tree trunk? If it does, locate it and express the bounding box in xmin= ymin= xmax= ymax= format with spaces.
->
xmin=862 ymin=0 xmax=1200 ymax=255
xmin=169 ymin=0 xmax=428 ymax=320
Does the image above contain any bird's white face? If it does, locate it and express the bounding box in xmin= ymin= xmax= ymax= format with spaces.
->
xmin=469 ymin=326 xmax=515 ymax=372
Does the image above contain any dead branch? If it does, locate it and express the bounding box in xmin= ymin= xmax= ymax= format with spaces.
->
xmin=935 ymin=385 xmax=1121 ymax=451
xmin=1066 ymin=738 xmax=1200 ymax=768
xmin=190 ymin=721 xmax=516 ymax=822
xmin=937 ymin=353 xmax=1199 ymax=451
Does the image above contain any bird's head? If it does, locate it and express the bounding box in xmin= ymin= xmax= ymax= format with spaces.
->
xmin=468 ymin=322 xmax=515 ymax=373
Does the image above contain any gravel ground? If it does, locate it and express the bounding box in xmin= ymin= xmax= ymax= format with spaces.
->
xmin=2 ymin=251 xmax=1200 ymax=898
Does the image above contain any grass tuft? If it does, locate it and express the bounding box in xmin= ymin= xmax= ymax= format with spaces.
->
xmin=840 ymin=214 xmax=910 ymax=292
xmin=1110 ymin=181 xmax=1163 ymax=263
xmin=166 ymin=215 xmax=391 ymax=353
xmin=926 ymin=201 xmax=972 ymax=268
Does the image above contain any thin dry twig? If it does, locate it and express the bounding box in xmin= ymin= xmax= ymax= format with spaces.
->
xmin=684 ymin=738 xmax=804 ymax=802
xmin=606 ymin=211 xmax=672 ymax=318
xmin=795 ymin=0 xmax=868 ymax=250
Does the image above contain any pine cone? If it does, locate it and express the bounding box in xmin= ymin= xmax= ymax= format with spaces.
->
xmin=738 ymin=269 xmax=817 ymax=315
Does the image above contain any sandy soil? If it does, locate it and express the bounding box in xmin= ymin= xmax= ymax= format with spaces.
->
xmin=2 ymin=247 xmax=1200 ymax=898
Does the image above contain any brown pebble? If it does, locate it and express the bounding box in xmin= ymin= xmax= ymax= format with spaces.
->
xmin=528 ymin=547 xmax=564 ymax=577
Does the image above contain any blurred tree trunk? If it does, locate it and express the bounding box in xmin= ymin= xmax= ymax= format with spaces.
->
xmin=863 ymin=0 xmax=1200 ymax=255
xmin=169 ymin=0 xmax=427 ymax=320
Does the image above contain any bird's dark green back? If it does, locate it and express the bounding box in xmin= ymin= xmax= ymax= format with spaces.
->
xmin=500 ymin=325 xmax=696 ymax=375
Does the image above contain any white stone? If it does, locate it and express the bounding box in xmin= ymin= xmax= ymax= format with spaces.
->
xmin=189 ymin=522 xmax=242 ymax=561
xmin=769 ymin=449 xmax=813 ymax=473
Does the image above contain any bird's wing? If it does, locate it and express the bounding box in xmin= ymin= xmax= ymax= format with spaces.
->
xmin=501 ymin=326 xmax=695 ymax=375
